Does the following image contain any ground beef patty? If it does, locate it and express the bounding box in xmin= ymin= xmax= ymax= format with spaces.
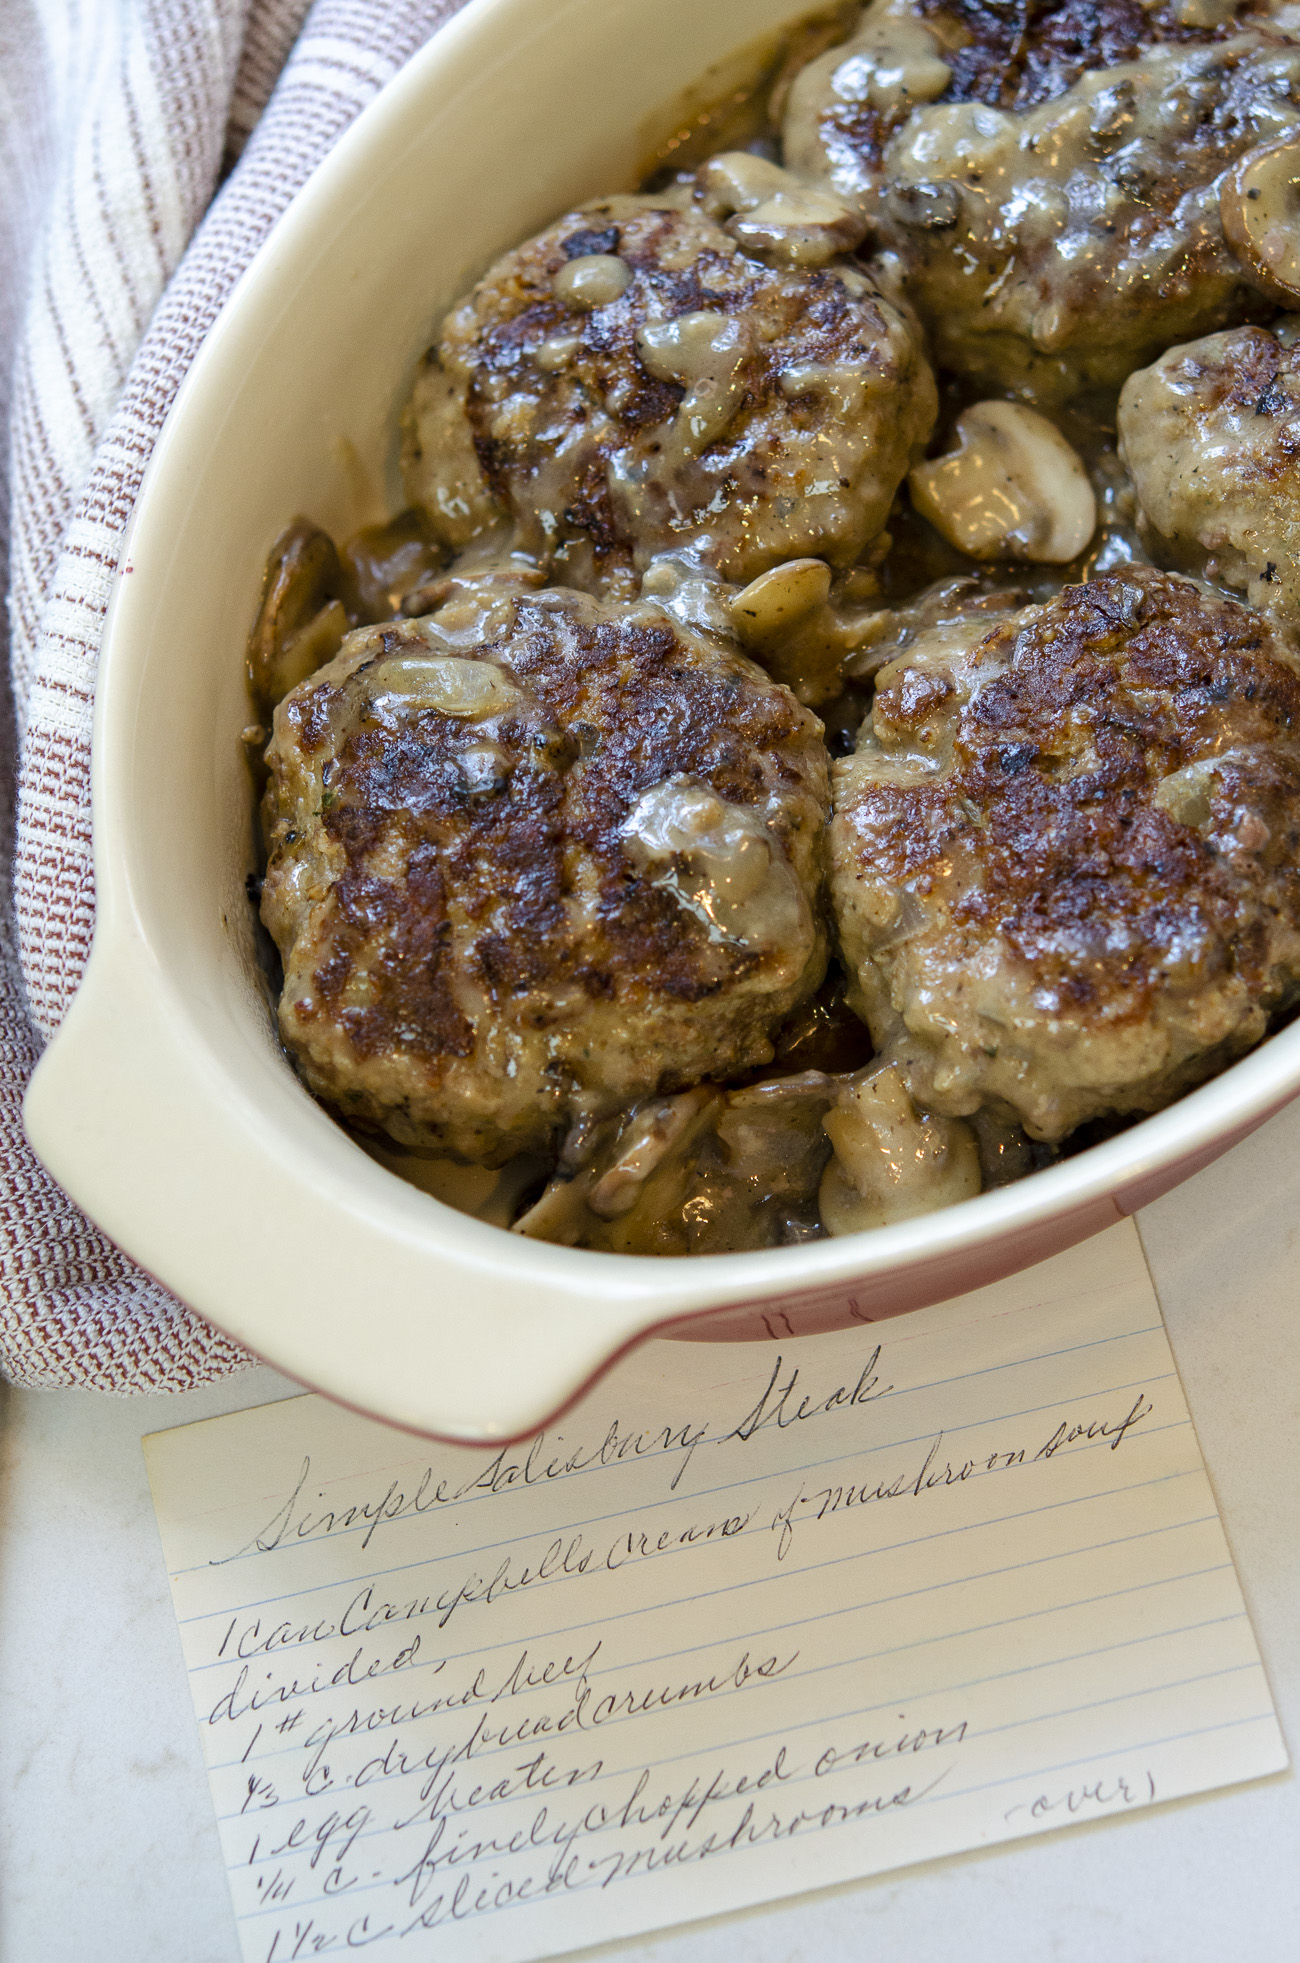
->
xmin=1119 ymin=320 xmax=1300 ymax=630
xmin=260 ymin=581 xmax=830 ymax=1163
xmin=400 ymin=189 xmax=935 ymax=591
xmin=784 ymin=0 xmax=1299 ymax=402
xmin=830 ymin=566 xmax=1300 ymax=1139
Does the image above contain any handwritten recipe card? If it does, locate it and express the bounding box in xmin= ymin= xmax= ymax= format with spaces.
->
xmin=145 ymin=1221 xmax=1286 ymax=1963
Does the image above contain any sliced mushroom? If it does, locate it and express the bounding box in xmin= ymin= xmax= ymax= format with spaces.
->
xmin=908 ymin=402 xmax=1096 ymax=564
xmin=247 ymin=520 xmax=350 ymax=713
xmin=339 ymin=508 xmax=445 ymax=621
xmin=586 ymin=1090 xmax=718 ymax=1219
xmin=640 ymin=552 xmax=740 ymax=639
xmin=730 ymin=558 xmax=832 ymax=645
xmin=512 ymin=1088 xmax=724 ymax=1250
xmin=818 ymin=1063 xmax=981 ymax=1235
xmin=728 ymin=559 xmax=889 ymax=706
xmin=698 ymin=152 xmax=867 ymax=266
xmin=273 ymin=601 xmax=349 ymax=702
xmin=1221 ymin=134 xmax=1300 ymax=307
xmin=399 ymin=350 xmax=502 ymax=548
xmin=512 ymin=1074 xmax=839 ymax=1254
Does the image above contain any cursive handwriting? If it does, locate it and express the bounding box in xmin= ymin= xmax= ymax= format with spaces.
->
xmin=1004 ymin=1767 xmax=1156 ymax=1824
xmin=244 ymin=1695 xmax=970 ymax=1961
xmin=255 ymin=1746 xmax=958 ymax=1960
xmin=768 ymin=1386 xmax=1156 ymax=1560
xmin=220 ymin=1349 xmax=897 ymax=1568
xmin=723 ymin=1348 xmax=891 ymax=1442
xmin=1034 ymin=1394 xmax=1154 ymax=1460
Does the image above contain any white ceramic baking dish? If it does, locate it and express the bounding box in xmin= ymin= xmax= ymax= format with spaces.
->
xmin=24 ymin=0 xmax=1300 ymax=1442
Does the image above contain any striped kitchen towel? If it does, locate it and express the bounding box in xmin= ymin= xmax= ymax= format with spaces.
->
xmin=0 ymin=0 xmax=469 ymax=1390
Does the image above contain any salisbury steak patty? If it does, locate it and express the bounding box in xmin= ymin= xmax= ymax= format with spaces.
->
xmin=784 ymin=0 xmax=1299 ymax=401
xmin=261 ymin=583 xmax=830 ymax=1162
xmin=1119 ymin=321 xmax=1300 ymax=630
xmin=401 ymin=189 xmax=935 ymax=590
xmin=830 ymin=567 xmax=1300 ymax=1139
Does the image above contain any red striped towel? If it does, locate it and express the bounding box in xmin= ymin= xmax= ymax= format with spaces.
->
xmin=1 ymin=0 xmax=468 ymax=1389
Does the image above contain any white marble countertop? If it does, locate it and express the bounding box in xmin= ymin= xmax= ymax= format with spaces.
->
xmin=2 ymin=1097 xmax=1297 ymax=1963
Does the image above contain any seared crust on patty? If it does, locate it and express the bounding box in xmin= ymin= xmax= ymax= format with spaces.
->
xmin=930 ymin=0 xmax=1227 ymax=106
xmin=401 ymin=193 xmax=935 ymax=589
xmin=785 ymin=0 xmax=1296 ymax=401
xmin=261 ymin=583 xmax=830 ymax=1162
xmin=830 ymin=566 xmax=1300 ymax=1138
xmin=830 ymin=0 xmax=1244 ymax=157
xmin=1119 ymin=321 xmax=1300 ymax=629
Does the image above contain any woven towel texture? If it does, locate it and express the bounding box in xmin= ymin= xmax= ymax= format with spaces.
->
xmin=1 ymin=0 xmax=468 ymax=1391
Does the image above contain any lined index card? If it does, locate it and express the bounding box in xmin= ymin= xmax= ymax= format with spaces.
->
xmin=144 ymin=1220 xmax=1286 ymax=1963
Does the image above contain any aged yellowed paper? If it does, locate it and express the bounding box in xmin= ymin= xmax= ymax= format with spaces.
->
xmin=144 ymin=1221 xmax=1285 ymax=1963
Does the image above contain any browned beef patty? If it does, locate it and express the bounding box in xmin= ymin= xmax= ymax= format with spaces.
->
xmin=831 ymin=566 xmax=1300 ymax=1138
xmin=401 ymin=191 xmax=935 ymax=590
xmin=261 ymin=581 xmax=830 ymax=1162
xmin=785 ymin=0 xmax=1298 ymax=401
xmin=1120 ymin=321 xmax=1300 ymax=631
